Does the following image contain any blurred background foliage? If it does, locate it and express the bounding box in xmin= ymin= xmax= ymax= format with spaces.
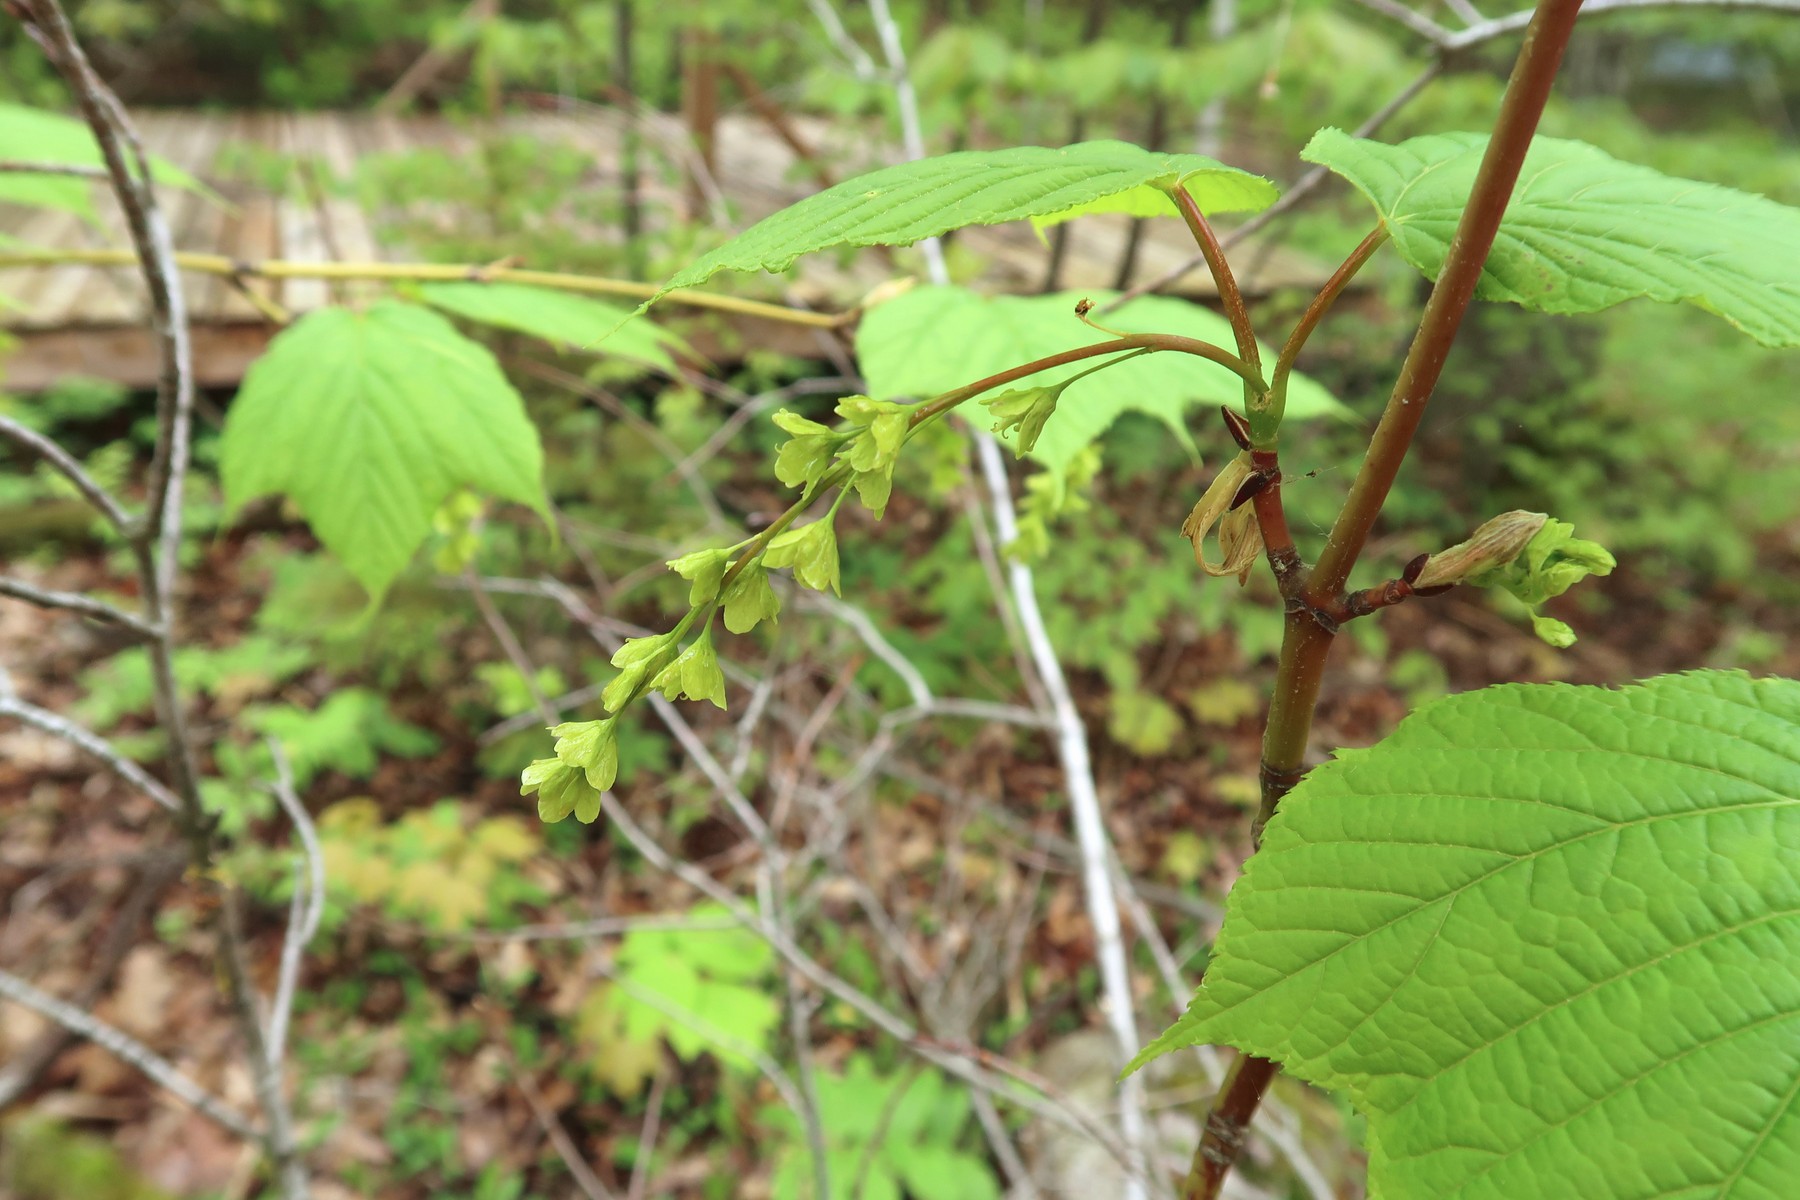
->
xmin=2 ymin=1 xmax=1798 ymax=1197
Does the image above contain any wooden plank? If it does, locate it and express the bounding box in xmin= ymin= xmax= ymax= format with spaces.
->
xmin=311 ymin=113 xmax=378 ymax=262
xmin=271 ymin=112 xmax=330 ymax=313
xmin=2 ymin=322 xmax=275 ymax=393
xmin=0 ymin=202 xmax=92 ymax=329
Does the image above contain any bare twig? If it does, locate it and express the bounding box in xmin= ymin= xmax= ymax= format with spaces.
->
xmin=15 ymin=6 xmax=307 ymax=1195
xmin=1352 ymin=0 xmax=1458 ymax=41
xmin=1106 ymin=61 xmax=1442 ymax=310
xmin=1390 ymin=0 xmax=1800 ymax=50
xmin=476 ymin=998 xmax=621 ymax=1200
xmin=594 ymin=789 xmax=1136 ymax=1166
xmin=838 ymin=4 xmax=1157 ymax=1191
xmin=0 ymin=158 xmax=108 ymax=177
xmin=627 ymin=1070 xmax=668 ymax=1200
xmin=0 ymin=694 xmax=180 ymax=812
xmin=217 ymin=889 xmax=311 ymax=1200
xmin=0 ymin=966 xmax=259 ymax=1139
xmin=20 ymin=0 xmax=193 ymax=603
xmin=0 ymin=414 xmax=134 ymax=533
xmin=0 ymin=575 xmax=161 ymax=639
xmin=0 ymin=850 xmax=183 ymax=1108
xmin=265 ymin=742 xmax=324 ymax=1068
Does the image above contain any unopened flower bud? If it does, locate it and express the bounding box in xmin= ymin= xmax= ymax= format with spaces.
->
xmin=1413 ymin=511 xmax=1548 ymax=591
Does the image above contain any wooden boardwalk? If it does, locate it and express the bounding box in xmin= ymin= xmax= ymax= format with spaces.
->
xmin=0 ymin=109 xmax=1337 ymax=391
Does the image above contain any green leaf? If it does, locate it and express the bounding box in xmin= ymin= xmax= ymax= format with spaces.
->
xmin=609 ymin=909 xmax=781 ymax=1069
xmin=666 ymin=546 xmax=731 ymax=608
xmin=981 ymin=384 xmax=1064 ymax=453
xmin=1467 ymin=517 xmax=1615 ymax=646
xmin=656 ymin=142 xmax=1275 ymax=297
xmin=770 ymin=409 xmax=843 ymax=490
xmin=549 ymin=717 xmax=619 ymax=792
xmin=220 ymin=302 xmax=548 ymax=602
xmin=0 ymin=102 xmax=207 ymax=221
xmin=417 ymin=281 xmax=685 ymax=372
xmin=1138 ymin=670 xmax=1800 ymax=1200
xmin=829 ymin=395 xmax=911 ymax=518
xmin=1304 ymin=129 xmax=1800 ymax=347
xmin=603 ymin=633 xmax=679 ymax=712
xmin=722 ymin=564 xmax=782 ymax=634
xmin=650 ymin=630 xmax=727 ymax=709
xmin=857 ymin=286 xmax=1345 ymax=473
xmin=1107 ymin=687 xmax=1183 ymax=756
xmin=247 ymin=688 xmax=438 ymax=786
xmin=522 ymin=758 xmax=599 ymax=824
xmin=764 ymin=519 xmax=841 ymax=595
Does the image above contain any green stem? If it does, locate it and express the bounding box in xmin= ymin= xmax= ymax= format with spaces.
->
xmin=1186 ymin=4 xmax=1587 ymax=1198
xmin=1263 ymin=226 xmax=1389 ymax=445
xmin=0 ymin=248 xmax=849 ymax=330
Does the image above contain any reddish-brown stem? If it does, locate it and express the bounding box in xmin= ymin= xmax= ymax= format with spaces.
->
xmin=1246 ymin=449 xmax=1303 ymax=600
xmin=1182 ymin=1053 xmax=1281 ymax=1200
xmin=1185 ymin=6 xmax=1585 ymax=1197
xmin=912 ymin=332 xmax=1261 ymax=427
xmin=1170 ymin=186 xmax=1263 ymax=394
xmin=1306 ymin=2 xmax=1584 ymax=608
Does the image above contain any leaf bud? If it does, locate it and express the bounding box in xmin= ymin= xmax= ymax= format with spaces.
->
xmin=1413 ymin=511 xmax=1548 ymax=590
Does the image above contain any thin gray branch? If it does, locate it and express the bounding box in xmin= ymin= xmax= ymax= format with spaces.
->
xmin=804 ymin=0 xmax=882 ymax=79
xmin=1105 ymin=60 xmax=1443 ymax=310
xmin=0 ymin=158 xmax=108 ymax=177
xmin=1442 ymin=0 xmax=1490 ymax=25
xmin=1110 ymin=0 xmax=1800 ymax=309
xmin=265 ymin=742 xmax=324 ymax=1069
xmin=594 ymin=789 xmax=1136 ymax=1169
xmin=0 ymin=414 xmax=134 ymax=532
xmin=627 ymin=1070 xmax=668 ymax=1200
xmin=1351 ymin=0 xmax=1456 ymax=41
xmin=433 ymin=914 xmax=742 ymax=943
xmin=1444 ymin=0 xmax=1800 ymax=46
xmin=218 ymin=890 xmax=311 ymax=1200
xmin=840 ymin=4 xmax=1156 ymax=1184
xmin=800 ymin=593 xmax=932 ymax=709
xmin=0 ymin=575 xmax=161 ymax=639
xmin=0 ymin=966 xmax=258 ymax=1139
xmin=0 ymin=694 xmax=180 ymax=812
xmin=21 ymin=0 xmax=196 ymax=608
xmin=503 ymin=1039 xmax=621 ymax=1200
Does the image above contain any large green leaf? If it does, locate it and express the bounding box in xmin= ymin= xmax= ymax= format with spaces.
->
xmin=416 ymin=281 xmax=687 ymax=373
xmin=1138 ymin=670 xmax=1800 ymax=1200
xmin=1305 ymin=129 xmax=1800 ymax=347
xmin=856 ymin=285 xmax=1346 ymax=472
xmin=659 ymin=141 xmax=1275 ymax=296
xmin=220 ymin=301 xmax=547 ymax=601
xmin=0 ymin=103 xmax=206 ymax=221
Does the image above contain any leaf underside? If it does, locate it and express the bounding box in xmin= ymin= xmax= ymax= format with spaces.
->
xmin=855 ymin=285 xmax=1345 ymax=473
xmin=1305 ymin=129 xmax=1800 ymax=347
xmin=220 ymin=301 xmax=547 ymax=601
xmin=416 ymin=281 xmax=687 ymax=372
xmin=658 ymin=140 xmax=1276 ymax=297
xmin=0 ymin=102 xmax=206 ymax=220
xmin=1139 ymin=670 xmax=1800 ymax=1200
